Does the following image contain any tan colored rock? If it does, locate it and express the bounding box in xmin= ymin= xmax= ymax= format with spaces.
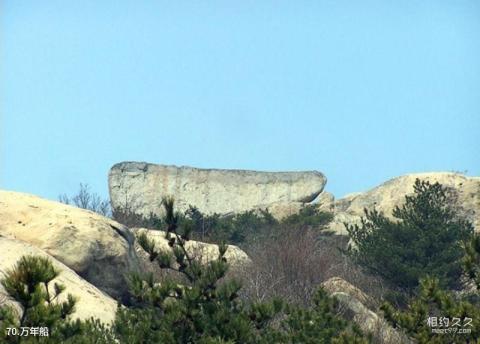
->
xmin=321 ymin=277 xmax=410 ymax=344
xmin=257 ymin=192 xmax=335 ymax=220
xmin=328 ymin=173 xmax=480 ymax=235
xmin=261 ymin=201 xmax=304 ymax=220
xmin=108 ymin=162 xmax=326 ymax=217
xmin=0 ymin=237 xmax=117 ymax=324
xmin=0 ymin=190 xmax=139 ymax=299
xmin=321 ymin=276 xmax=373 ymax=307
xmin=314 ymin=191 xmax=335 ymax=212
xmin=133 ymin=228 xmax=251 ymax=268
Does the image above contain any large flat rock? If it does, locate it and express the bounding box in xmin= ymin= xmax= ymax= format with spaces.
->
xmin=0 ymin=190 xmax=139 ymax=300
xmin=0 ymin=237 xmax=117 ymax=324
xmin=109 ymin=162 xmax=326 ymax=216
xmin=328 ymin=173 xmax=480 ymax=235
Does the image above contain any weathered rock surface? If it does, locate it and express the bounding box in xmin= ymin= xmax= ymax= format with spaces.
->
xmin=261 ymin=201 xmax=305 ymax=220
xmin=254 ymin=191 xmax=335 ymax=220
xmin=108 ymin=162 xmax=326 ymax=217
xmin=0 ymin=190 xmax=139 ymax=299
xmin=133 ymin=228 xmax=251 ymax=268
xmin=0 ymin=237 xmax=117 ymax=324
xmin=313 ymin=191 xmax=335 ymax=212
xmin=321 ymin=277 xmax=374 ymax=308
xmin=321 ymin=277 xmax=410 ymax=344
xmin=327 ymin=173 xmax=480 ymax=235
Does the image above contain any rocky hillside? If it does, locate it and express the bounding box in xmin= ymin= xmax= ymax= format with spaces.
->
xmin=327 ymin=172 xmax=480 ymax=234
xmin=109 ymin=162 xmax=479 ymax=234
xmin=1 ymin=167 xmax=478 ymax=342
xmin=0 ymin=189 xmax=252 ymax=324
xmin=0 ymin=190 xmax=139 ymax=299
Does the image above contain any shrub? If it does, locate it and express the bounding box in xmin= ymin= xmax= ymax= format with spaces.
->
xmin=346 ymin=179 xmax=474 ymax=293
xmin=107 ymin=192 xmax=333 ymax=247
xmin=111 ymin=207 xmax=163 ymax=229
xmin=239 ymin=228 xmax=339 ymax=305
xmin=183 ymin=203 xmax=333 ymax=247
xmin=281 ymin=205 xmax=333 ymax=229
xmin=183 ymin=206 xmax=278 ymax=245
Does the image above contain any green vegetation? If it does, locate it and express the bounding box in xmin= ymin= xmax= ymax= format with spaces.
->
xmin=345 ymin=178 xmax=480 ymax=344
xmin=381 ymin=277 xmax=480 ymax=344
xmin=281 ymin=205 xmax=334 ymax=228
xmin=120 ymin=196 xmax=271 ymax=343
xmin=116 ymin=197 xmax=365 ymax=343
xmin=463 ymin=233 xmax=480 ymax=290
xmin=182 ymin=203 xmax=333 ymax=246
xmin=184 ymin=206 xmax=278 ymax=245
xmin=0 ymin=199 xmax=366 ymax=343
xmin=0 ymin=256 xmax=116 ymax=343
xmin=346 ymin=179 xmax=474 ymax=293
xmin=7 ymin=179 xmax=478 ymax=343
xmin=60 ymin=182 xmax=333 ymax=247
xmin=275 ymin=288 xmax=370 ymax=344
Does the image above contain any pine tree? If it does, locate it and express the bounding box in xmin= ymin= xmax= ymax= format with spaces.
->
xmin=276 ymin=288 xmax=370 ymax=344
xmin=0 ymin=255 xmax=77 ymax=342
xmin=118 ymin=197 xmax=369 ymax=343
xmin=380 ymin=228 xmax=480 ymax=344
xmin=0 ymin=256 xmax=116 ymax=343
xmin=347 ymin=179 xmax=474 ymax=293
xmin=381 ymin=277 xmax=480 ymax=344
xmin=117 ymin=196 xmax=282 ymax=343
xmin=463 ymin=233 xmax=480 ymax=290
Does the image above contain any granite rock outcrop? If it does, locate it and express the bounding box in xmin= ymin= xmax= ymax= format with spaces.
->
xmin=0 ymin=190 xmax=139 ymax=299
xmin=109 ymin=162 xmax=326 ymax=218
xmin=327 ymin=173 xmax=480 ymax=235
xmin=0 ymin=237 xmax=117 ymax=324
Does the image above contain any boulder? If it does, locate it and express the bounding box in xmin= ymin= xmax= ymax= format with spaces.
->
xmin=328 ymin=173 xmax=480 ymax=235
xmin=0 ymin=190 xmax=139 ymax=300
xmin=321 ymin=276 xmax=373 ymax=308
xmin=252 ymin=191 xmax=335 ymax=221
xmin=313 ymin=191 xmax=335 ymax=212
xmin=321 ymin=277 xmax=410 ymax=344
xmin=108 ymin=162 xmax=326 ymax=217
xmin=0 ymin=237 xmax=117 ymax=324
xmin=133 ymin=228 xmax=251 ymax=268
xmin=261 ymin=201 xmax=304 ymax=220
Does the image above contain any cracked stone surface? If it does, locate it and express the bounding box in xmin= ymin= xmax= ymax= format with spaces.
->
xmin=109 ymin=161 xmax=327 ymax=217
xmin=0 ymin=190 xmax=140 ymax=300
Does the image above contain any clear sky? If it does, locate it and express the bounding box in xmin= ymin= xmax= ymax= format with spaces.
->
xmin=1 ymin=1 xmax=479 ymax=202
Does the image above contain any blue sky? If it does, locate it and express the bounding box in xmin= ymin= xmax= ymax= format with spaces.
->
xmin=1 ymin=1 xmax=479 ymax=202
